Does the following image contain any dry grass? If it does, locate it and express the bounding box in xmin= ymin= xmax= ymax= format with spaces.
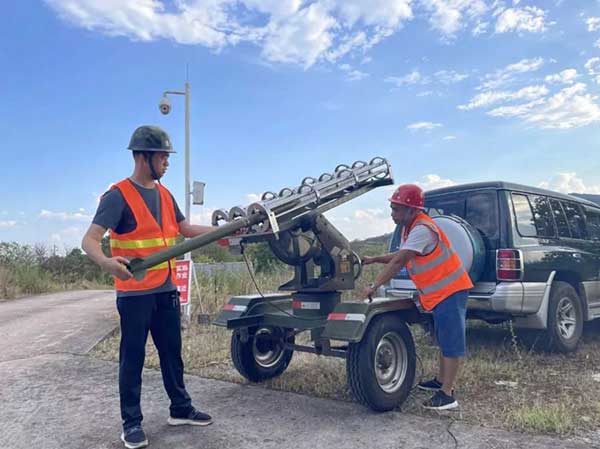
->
xmin=91 ymin=268 xmax=600 ymax=436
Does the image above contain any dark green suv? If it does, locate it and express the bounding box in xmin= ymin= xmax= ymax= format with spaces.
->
xmin=384 ymin=181 xmax=600 ymax=353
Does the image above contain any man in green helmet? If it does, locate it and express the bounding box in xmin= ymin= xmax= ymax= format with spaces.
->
xmin=82 ymin=125 xmax=215 ymax=449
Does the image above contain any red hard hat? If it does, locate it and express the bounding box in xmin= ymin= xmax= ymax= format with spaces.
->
xmin=389 ymin=184 xmax=425 ymax=209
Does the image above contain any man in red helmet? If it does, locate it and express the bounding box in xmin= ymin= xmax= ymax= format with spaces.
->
xmin=362 ymin=183 xmax=473 ymax=411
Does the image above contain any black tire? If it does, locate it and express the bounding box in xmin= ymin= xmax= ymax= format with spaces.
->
xmin=545 ymin=281 xmax=583 ymax=353
xmin=231 ymin=326 xmax=294 ymax=382
xmin=346 ymin=314 xmax=416 ymax=412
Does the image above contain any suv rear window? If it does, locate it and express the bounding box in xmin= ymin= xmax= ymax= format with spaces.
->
xmin=562 ymin=202 xmax=586 ymax=239
xmin=426 ymin=190 xmax=499 ymax=241
xmin=511 ymin=193 xmax=537 ymax=237
xmin=529 ymin=195 xmax=556 ymax=237
xmin=584 ymin=206 xmax=600 ymax=240
xmin=549 ymin=199 xmax=571 ymax=238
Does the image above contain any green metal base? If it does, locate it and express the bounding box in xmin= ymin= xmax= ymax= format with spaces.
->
xmin=214 ymin=293 xmax=423 ymax=345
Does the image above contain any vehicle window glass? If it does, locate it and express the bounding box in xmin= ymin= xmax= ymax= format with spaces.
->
xmin=528 ymin=195 xmax=556 ymax=238
xmin=465 ymin=191 xmax=499 ymax=239
xmin=511 ymin=193 xmax=537 ymax=237
xmin=549 ymin=199 xmax=571 ymax=238
xmin=584 ymin=206 xmax=600 ymax=240
xmin=562 ymin=202 xmax=586 ymax=239
xmin=425 ymin=195 xmax=465 ymax=218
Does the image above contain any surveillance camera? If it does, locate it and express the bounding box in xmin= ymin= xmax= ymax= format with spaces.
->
xmin=159 ymin=96 xmax=171 ymax=115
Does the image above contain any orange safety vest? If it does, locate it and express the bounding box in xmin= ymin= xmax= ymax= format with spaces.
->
xmin=403 ymin=213 xmax=473 ymax=311
xmin=109 ymin=179 xmax=179 ymax=291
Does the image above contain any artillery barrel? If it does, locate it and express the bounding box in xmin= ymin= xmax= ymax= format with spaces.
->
xmin=127 ymin=213 xmax=263 ymax=281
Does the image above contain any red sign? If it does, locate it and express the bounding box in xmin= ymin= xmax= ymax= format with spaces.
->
xmin=174 ymin=260 xmax=192 ymax=305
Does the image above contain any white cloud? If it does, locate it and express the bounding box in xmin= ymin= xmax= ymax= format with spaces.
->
xmin=539 ymin=173 xmax=600 ymax=194
xmin=321 ymin=101 xmax=342 ymax=111
xmin=478 ymin=57 xmax=544 ymax=90
xmin=494 ymin=6 xmax=550 ymax=34
xmin=459 ymin=85 xmax=549 ymax=110
xmin=386 ymin=68 xmax=467 ymax=89
xmin=340 ymin=208 xmax=395 ymax=240
xmin=262 ymin=3 xmax=341 ymax=68
xmin=487 ymin=83 xmax=600 ymax=129
xmin=49 ymin=226 xmax=87 ymax=248
xmin=406 ymin=121 xmax=442 ymax=131
xmin=472 ymin=20 xmax=489 ymax=36
xmin=340 ymin=63 xmax=369 ymax=81
xmin=245 ymin=193 xmax=261 ymax=203
xmin=435 ymin=69 xmax=469 ymax=84
xmin=45 ymin=0 xmax=414 ymax=69
xmin=544 ymin=69 xmax=578 ymax=85
xmin=595 ymin=38 xmax=600 ymax=49
xmin=261 ymin=2 xmax=337 ymax=68
xmin=414 ymin=174 xmax=456 ymax=190
xmin=38 ymin=209 xmax=92 ymax=221
xmin=586 ymin=17 xmax=600 ymax=32
xmin=0 ymin=220 xmax=17 ymax=228
xmin=443 ymin=135 xmax=457 ymax=140
xmin=385 ymin=70 xmax=427 ymax=87
xmin=584 ymin=57 xmax=600 ymax=83
xmin=420 ymin=0 xmax=488 ymax=37
xmin=190 ymin=207 xmax=216 ymax=225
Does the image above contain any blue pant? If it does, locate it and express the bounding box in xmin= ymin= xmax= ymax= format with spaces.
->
xmin=432 ymin=290 xmax=468 ymax=358
xmin=117 ymin=290 xmax=192 ymax=430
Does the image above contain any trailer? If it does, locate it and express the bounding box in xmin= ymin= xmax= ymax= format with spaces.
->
xmin=127 ymin=158 xmax=424 ymax=411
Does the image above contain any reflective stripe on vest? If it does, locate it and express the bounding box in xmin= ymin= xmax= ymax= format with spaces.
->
xmin=109 ymin=179 xmax=180 ymax=292
xmin=407 ymin=242 xmax=452 ymax=275
xmin=110 ymin=237 xmax=178 ymax=249
xmin=404 ymin=213 xmax=473 ymax=311
xmin=417 ymin=264 xmax=468 ymax=295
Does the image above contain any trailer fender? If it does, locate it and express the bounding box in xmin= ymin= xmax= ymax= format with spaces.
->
xmin=321 ymin=297 xmax=423 ymax=342
xmin=212 ymin=293 xmax=293 ymax=328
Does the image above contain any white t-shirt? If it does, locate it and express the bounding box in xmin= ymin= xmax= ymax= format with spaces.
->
xmin=400 ymin=224 xmax=438 ymax=256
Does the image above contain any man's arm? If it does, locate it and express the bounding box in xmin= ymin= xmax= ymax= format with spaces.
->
xmin=362 ymin=253 xmax=398 ymax=265
xmin=81 ymin=224 xmax=132 ymax=280
xmin=373 ymin=249 xmax=418 ymax=288
xmin=362 ymin=249 xmax=418 ymax=298
xmin=178 ymin=220 xmax=217 ymax=238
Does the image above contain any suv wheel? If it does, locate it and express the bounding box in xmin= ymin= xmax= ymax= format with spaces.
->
xmin=545 ymin=281 xmax=583 ymax=353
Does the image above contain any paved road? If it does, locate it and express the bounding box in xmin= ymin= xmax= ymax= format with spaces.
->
xmin=0 ymin=291 xmax=597 ymax=449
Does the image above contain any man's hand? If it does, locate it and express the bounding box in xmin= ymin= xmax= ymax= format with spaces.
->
xmin=100 ymin=256 xmax=133 ymax=280
xmin=362 ymin=283 xmax=377 ymax=301
xmin=362 ymin=256 xmax=375 ymax=265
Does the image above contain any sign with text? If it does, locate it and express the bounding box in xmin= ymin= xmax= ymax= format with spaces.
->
xmin=174 ymin=260 xmax=192 ymax=306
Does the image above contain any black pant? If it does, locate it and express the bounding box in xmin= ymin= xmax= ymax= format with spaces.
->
xmin=116 ymin=290 xmax=192 ymax=430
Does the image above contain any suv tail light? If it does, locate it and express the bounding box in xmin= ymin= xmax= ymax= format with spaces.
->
xmin=496 ymin=249 xmax=523 ymax=281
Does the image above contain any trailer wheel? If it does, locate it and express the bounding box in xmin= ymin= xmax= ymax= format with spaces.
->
xmin=231 ymin=326 xmax=294 ymax=382
xmin=347 ymin=314 xmax=415 ymax=412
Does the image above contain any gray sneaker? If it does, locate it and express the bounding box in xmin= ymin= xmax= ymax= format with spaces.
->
xmin=168 ymin=408 xmax=213 ymax=426
xmin=422 ymin=390 xmax=459 ymax=411
xmin=417 ymin=377 xmax=442 ymax=392
xmin=121 ymin=426 xmax=148 ymax=449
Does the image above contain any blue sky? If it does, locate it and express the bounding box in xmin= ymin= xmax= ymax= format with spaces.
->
xmin=4 ymin=0 xmax=600 ymax=250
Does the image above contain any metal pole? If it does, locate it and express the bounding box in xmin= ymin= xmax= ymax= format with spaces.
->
xmin=184 ymin=81 xmax=191 ymax=258
xmin=184 ymin=81 xmax=191 ymax=319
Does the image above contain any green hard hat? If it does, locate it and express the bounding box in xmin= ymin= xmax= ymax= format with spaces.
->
xmin=127 ymin=125 xmax=176 ymax=153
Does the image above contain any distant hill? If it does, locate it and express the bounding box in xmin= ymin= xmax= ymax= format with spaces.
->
xmin=350 ymin=232 xmax=393 ymax=256
xmin=352 ymin=232 xmax=393 ymax=246
xmin=570 ymin=193 xmax=600 ymax=206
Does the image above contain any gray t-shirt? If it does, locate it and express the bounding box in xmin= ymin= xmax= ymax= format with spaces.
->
xmin=400 ymin=224 xmax=438 ymax=256
xmin=92 ymin=180 xmax=185 ymax=297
